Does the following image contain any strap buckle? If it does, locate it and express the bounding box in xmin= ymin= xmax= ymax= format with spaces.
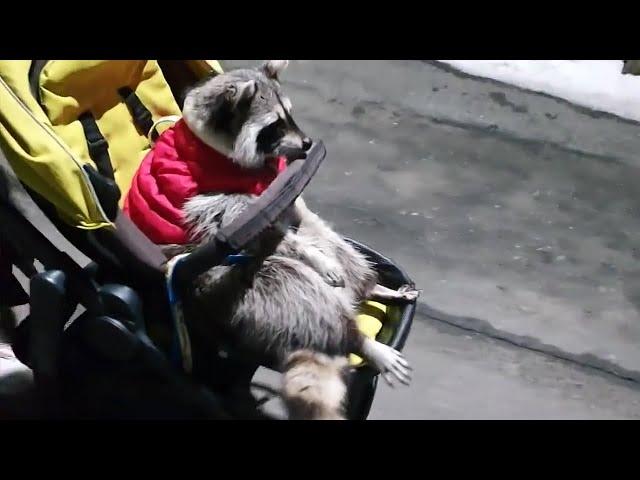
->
xmin=87 ymin=137 xmax=109 ymax=156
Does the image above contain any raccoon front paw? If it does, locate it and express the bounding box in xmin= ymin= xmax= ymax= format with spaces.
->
xmin=302 ymin=251 xmax=345 ymax=287
xmin=362 ymin=339 xmax=412 ymax=387
xmin=397 ymin=284 xmax=421 ymax=302
xmin=370 ymin=283 xmax=421 ymax=303
xmin=323 ymin=270 xmax=345 ymax=288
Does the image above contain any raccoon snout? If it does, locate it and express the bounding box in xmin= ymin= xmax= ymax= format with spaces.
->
xmin=301 ymin=137 xmax=312 ymax=151
xmin=274 ymin=146 xmax=307 ymax=163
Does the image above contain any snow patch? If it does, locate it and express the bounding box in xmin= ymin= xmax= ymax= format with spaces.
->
xmin=439 ymin=60 xmax=640 ymax=122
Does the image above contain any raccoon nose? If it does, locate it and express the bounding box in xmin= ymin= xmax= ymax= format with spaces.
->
xmin=301 ymin=137 xmax=312 ymax=151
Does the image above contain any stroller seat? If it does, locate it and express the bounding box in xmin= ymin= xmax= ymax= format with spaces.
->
xmin=0 ymin=60 xmax=415 ymax=419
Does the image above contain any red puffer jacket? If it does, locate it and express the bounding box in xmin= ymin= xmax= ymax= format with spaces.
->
xmin=123 ymin=119 xmax=286 ymax=244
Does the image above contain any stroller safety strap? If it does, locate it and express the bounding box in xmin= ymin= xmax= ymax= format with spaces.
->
xmin=78 ymin=112 xmax=115 ymax=180
xmin=118 ymin=87 xmax=154 ymax=138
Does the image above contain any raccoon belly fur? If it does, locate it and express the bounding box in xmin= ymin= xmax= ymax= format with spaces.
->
xmin=182 ymin=193 xmax=378 ymax=362
xmin=279 ymin=199 xmax=378 ymax=302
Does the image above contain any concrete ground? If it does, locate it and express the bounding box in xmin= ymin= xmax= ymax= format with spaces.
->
xmin=228 ymin=60 xmax=640 ymax=419
xmin=2 ymin=60 xmax=640 ymax=419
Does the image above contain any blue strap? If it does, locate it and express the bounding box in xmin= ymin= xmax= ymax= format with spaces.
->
xmin=224 ymin=254 xmax=254 ymax=266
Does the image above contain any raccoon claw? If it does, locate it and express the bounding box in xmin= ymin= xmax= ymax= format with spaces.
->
xmin=362 ymin=339 xmax=412 ymax=387
xmin=324 ymin=271 xmax=345 ymax=288
xmin=380 ymin=353 xmax=412 ymax=387
xmin=370 ymin=283 xmax=421 ymax=304
xmin=397 ymin=284 xmax=421 ymax=302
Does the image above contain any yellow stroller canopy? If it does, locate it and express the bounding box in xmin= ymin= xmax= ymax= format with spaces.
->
xmin=0 ymin=60 xmax=222 ymax=230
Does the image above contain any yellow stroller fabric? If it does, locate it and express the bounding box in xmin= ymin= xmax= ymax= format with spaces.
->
xmin=0 ymin=60 xmax=222 ymax=230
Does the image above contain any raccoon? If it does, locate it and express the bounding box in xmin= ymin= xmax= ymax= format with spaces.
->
xmin=177 ymin=60 xmax=418 ymax=420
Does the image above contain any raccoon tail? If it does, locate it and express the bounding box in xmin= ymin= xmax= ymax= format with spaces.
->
xmin=281 ymin=350 xmax=350 ymax=420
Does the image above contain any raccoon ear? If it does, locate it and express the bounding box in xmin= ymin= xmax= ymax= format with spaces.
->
xmin=262 ymin=60 xmax=289 ymax=81
xmin=226 ymin=80 xmax=256 ymax=102
xmin=237 ymin=80 xmax=257 ymax=101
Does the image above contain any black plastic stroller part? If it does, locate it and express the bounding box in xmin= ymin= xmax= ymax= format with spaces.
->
xmin=346 ymin=370 xmax=379 ymax=420
xmin=11 ymin=284 xmax=232 ymax=419
xmin=99 ymin=283 xmax=146 ymax=335
xmin=59 ymin=314 xmax=231 ymax=419
xmin=82 ymin=164 xmax=121 ymax=221
xmin=87 ymin=285 xmax=234 ymax=418
xmin=27 ymin=270 xmax=71 ymax=416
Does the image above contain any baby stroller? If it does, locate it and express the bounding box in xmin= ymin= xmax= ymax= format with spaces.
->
xmin=0 ymin=60 xmax=416 ymax=419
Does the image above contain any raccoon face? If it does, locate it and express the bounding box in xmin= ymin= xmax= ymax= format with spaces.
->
xmin=182 ymin=60 xmax=312 ymax=170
